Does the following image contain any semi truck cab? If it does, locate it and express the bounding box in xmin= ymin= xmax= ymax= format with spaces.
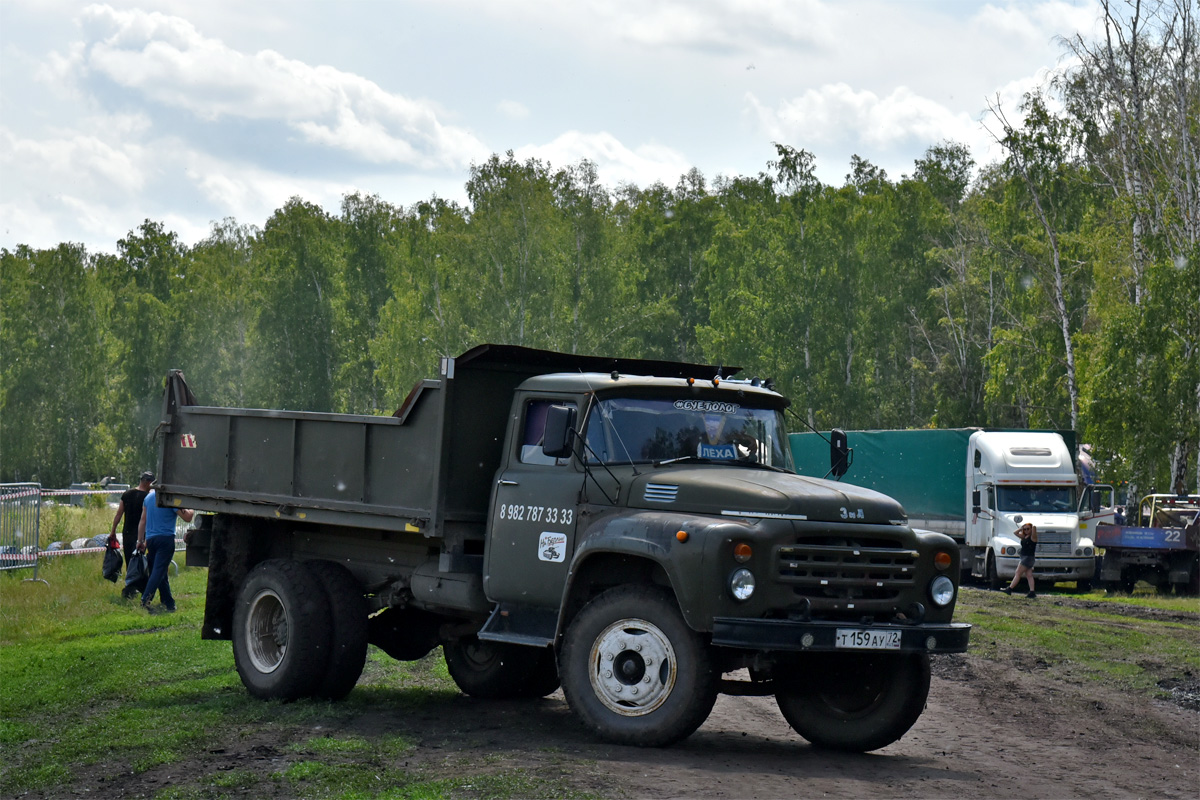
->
xmin=966 ymin=430 xmax=1110 ymax=589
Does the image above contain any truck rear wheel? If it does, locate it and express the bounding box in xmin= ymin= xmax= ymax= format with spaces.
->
xmin=775 ymin=651 xmax=930 ymax=752
xmin=305 ymin=561 xmax=368 ymax=700
xmin=232 ymin=559 xmax=332 ymax=701
xmin=559 ymin=585 xmax=716 ymax=747
xmin=444 ymin=636 xmax=548 ymax=699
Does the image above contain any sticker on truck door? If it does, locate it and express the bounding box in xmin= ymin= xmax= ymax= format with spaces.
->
xmin=181 ymin=434 xmax=197 ymax=448
xmin=538 ymin=532 xmax=567 ymax=563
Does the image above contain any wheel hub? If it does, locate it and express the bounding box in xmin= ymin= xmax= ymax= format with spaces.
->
xmin=245 ymin=589 xmax=288 ymax=674
xmin=589 ymin=618 xmax=676 ymax=716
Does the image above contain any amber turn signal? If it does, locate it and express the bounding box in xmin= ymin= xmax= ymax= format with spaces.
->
xmin=676 ymin=530 xmax=689 ymax=542
xmin=733 ymin=542 xmax=752 ymax=562
xmin=934 ymin=551 xmax=954 ymax=571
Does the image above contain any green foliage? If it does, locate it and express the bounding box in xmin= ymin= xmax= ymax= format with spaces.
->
xmin=0 ymin=5 xmax=1195 ymax=492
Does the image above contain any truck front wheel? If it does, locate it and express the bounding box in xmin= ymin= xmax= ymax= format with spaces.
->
xmin=232 ymin=559 xmax=332 ymax=701
xmin=559 ymin=585 xmax=716 ymax=747
xmin=775 ymin=651 xmax=930 ymax=752
xmin=986 ymin=551 xmax=1002 ymax=590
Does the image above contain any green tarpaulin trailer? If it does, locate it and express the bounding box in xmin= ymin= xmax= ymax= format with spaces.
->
xmin=788 ymin=428 xmax=1079 ymax=536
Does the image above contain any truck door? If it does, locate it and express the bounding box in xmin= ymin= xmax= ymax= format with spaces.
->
xmin=1078 ymin=483 xmax=1116 ymax=542
xmin=484 ymin=397 xmax=582 ymax=608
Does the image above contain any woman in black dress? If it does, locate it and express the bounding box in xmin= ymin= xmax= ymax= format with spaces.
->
xmin=1003 ymin=522 xmax=1038 ymax=598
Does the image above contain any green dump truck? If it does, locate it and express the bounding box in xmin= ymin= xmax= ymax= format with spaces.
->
xmin=160 ymin=344 xmax=969 ymax=751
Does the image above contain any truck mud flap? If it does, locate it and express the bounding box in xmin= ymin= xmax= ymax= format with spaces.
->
xmin=710 ymin=617 xmax=970 ymax=654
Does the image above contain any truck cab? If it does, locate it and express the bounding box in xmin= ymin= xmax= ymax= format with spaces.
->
xmin=965 ymin=430 xmax=1107 ymax=589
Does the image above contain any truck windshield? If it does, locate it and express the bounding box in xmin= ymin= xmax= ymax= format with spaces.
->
xmin=582 ymin=396 xmax=793 ymax=469
xmin=996 ymin=486 xmax=1077 ymax=513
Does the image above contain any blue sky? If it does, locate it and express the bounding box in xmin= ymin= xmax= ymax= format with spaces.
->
xmin=0 ymin=0 xmax=1103 ymax=254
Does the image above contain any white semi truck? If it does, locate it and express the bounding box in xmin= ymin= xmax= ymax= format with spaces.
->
xmin=791 ymin=429 xmax=1115 ymax=589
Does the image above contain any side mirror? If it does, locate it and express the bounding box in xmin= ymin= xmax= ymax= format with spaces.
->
xmin=830 ymin=429 xmax=850 ymax=478
xmin=971 ymin=489 xmax=982 ymax=514
xmin=542 ymin=405 xmax=577 ymax=459
xmin=1089 ymin=489 xmax=1101 ymax=515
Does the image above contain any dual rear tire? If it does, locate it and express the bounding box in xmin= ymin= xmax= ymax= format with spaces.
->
xmin=232 ymin=559 xmax=368 ymax=701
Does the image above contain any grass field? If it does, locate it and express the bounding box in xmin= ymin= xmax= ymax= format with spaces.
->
xmin=2 ymin=523 xmax=1196 ymax=799
xmin=1 ymin=553 xmax=597 ymax=800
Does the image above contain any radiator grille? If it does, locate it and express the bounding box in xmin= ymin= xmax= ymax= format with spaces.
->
xmin=1033 ymin=528 xmax=1073 ymax=555
xmin=777 ymin=537 xmax=918 ymax=600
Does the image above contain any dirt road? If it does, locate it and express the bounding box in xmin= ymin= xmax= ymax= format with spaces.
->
xmin=331 ymin=655 xmax=1195 ymax=800
xmin=96 ymin=591 xmax=1200 ymax=799
xmin=347 ymin=592 xmax=1198 ymax=799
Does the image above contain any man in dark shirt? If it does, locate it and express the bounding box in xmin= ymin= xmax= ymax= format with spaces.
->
xmin=110 ymin=471 xmax=153 ymax=569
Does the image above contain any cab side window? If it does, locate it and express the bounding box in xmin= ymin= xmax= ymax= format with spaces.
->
xmin=520 ymin=400 xmax=576 ymax=466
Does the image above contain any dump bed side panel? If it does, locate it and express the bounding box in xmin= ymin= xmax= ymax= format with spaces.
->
xmin=159 ymin=377 xmax=443 ymax=531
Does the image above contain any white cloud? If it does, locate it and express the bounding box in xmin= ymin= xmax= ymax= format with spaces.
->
xmin=0 ymin=119 xmax=148 ymax=197
xmin=64 ymin=4 xmax=489 ymax=169
xmin=750 ymin=83 xmax=985 ymax=148
xmin=497 ymin=100 xmax=530 ymax=120
xmin=609 ymin=0 xmax=831 ymax=53
xmin=973 ymin=1 xmax=1100 ymax=46
xmin=516 ymin=131 xmax=692 ymax=187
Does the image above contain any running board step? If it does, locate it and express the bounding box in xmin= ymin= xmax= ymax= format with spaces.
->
xmin=477 ymin=603 xmax=557 ymax=647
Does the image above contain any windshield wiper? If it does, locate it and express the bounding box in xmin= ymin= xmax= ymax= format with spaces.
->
xmin=653 ymin=455 xmax=788 ymax=472
xmin=654 ymin=456 xmax=715 ymax=466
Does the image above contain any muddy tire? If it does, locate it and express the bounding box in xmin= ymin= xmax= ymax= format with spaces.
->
xmin=559 ymin=585 xmax=717 ymax=747
xmin=305 ymin=560 xmax=368 ymax=700
xmin=232 ymin=559 xmax=332 ymax=701
xmin=444 ymin=636 xmax=547 ymax=699
xmin=776 ymin=652 xmax=930 ymax=752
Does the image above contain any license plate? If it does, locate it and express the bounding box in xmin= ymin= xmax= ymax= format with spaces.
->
xmin=835 ymin=629 xmax=902 ymax=650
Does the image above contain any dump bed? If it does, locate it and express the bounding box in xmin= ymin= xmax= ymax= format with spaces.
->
xmin=158 ymin=373 xmax=455 ymax=533
xmin=156 ymin=344 xmax=735 ymax=538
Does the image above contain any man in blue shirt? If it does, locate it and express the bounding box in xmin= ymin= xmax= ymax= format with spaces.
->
xmin=136 ymin=488 xmax=194 ymax=612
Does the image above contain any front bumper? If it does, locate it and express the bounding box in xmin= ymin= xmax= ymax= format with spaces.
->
xmin=997 ymin=555 xmax=1094 ymax=581
xmin=711 ymin=617 xmax=971 ymax=653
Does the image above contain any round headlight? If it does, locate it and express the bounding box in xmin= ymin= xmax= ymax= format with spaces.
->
xmin=729 ymin=568 xmax=755 ymax=601
xmin=929 ymin=575 xmax=955 ymax=607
